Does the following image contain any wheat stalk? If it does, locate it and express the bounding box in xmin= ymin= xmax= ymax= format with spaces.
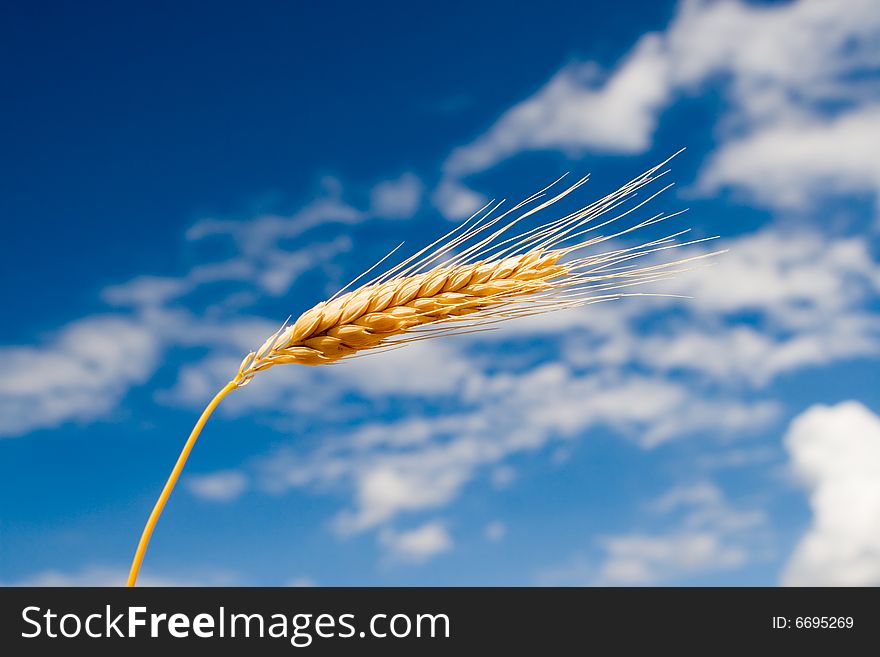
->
xmin=127 ymin=152 xmax=718 ymax=585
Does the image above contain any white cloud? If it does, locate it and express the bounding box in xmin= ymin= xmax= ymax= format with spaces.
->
xmin=187 ymin=470 xmax=249 ymax=502
xmin=490 ymin=466 xmax=516 ymax=489
xmin=666 ymin=0 xmax=880 ymax=116
xmin=370 ymin=173 xmax=424 ymax=219
xmin=247 ymin=350 xmax=777 ymax=536
xmin=696 ymin=445 xmax=776 ymax=470
xmin=186 ymin=194 xmax=364 ymax=256
xmin=340 ymin=341 xmax=474 ymax=398
xmin=443 ymin=34 xmax=671 ymax=178
xmin=107 ymin=236 xmax=351 ymax=306
xmin=102 ymin=275 xmax=193 ymax=307
xmin=102 ymin=260 xmax=256 ymax=308
xmin=627 ymin=320 xmax=880 ymax=389
xmin=697 ymin=106 xmax=880 ymax=209
xmin=664 ymin=0 xmax=880 ymax=208
xmin=155 ymin=190 xmax=362 ymax=302
xmin=573 ymin=228 xmax=880 ymax=387
xmin=431 ymin=179 xmax=488 ymax=221
xmin=597 ymin=533 xmax=746 ymax=585
xmin=334 ymin=447 xmax=477 ymax=534
xmin=161 ymin=338 xmax=476 ymax=421
xmin=379 ymin=521 xmax=453 ymax=563
xmin=463 ymin=363 xmax=777 ymax=448
xmin=782 ymin=401 xmax=880 ymax=586
xmin=672 ymin=230 xmax=880 ymax=326
xmin=539 ymin=480 xmax=764 ymax=585
xmin=651 ymin=482 xmax=721 ymax=514
xmin=484 ymin=521 xmax=507 ymax=542
xmin=256 ymin=236 xmax=351 ymax=296
xmin=438 ymin=0 xmax=880 ymax=213
xmin=143 ymin=309 xmax=280 ymax=355
xmin=596 ymin=482 xmax=764 ymax=585
xmin=0 ymin=316 xmax=160 ymax=437
xmin=160 ymin=354 xmax=329 ymax=421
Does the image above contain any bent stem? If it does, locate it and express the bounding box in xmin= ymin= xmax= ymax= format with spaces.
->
xmin=126 ymin=376 xmax=241 ymax=587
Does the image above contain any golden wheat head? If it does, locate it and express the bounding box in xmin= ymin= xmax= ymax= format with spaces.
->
xmin=127 ymin=152 xmax=719 ymax=586
xmin=237 ymin=152 xmax=714 ymax=383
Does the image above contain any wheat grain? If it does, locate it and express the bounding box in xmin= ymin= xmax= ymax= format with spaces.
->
xmin=127 ymin=152 xmax=720 ymax=586
xmin=237 ymin=152 xmax=713 ymax=382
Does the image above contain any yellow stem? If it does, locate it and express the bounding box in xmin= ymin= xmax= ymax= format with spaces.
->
xmin=127 ymin=377 xmax=240 ymax=587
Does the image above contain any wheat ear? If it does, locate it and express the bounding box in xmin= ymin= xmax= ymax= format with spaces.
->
xmin=127 ymin=152 xmax=718 ymax=586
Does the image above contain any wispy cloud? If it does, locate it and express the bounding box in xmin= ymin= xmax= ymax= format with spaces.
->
xmin=595 ymin=481 xmax=766 ymax=585
xmin=484 ymin=521 xmax=507 ymax=543
xmin=539 ymin=481 xmax=767 ymax=585
xmin=430 ymin=179 xmax=488 ymax=221
xmin=0 ymin=316 xmax=160 ymax=437
xmin=370 ymin=172 xmax=424 ymax=219
xmin=443 ymin=34 xmax=671 ymax=178
xmin=596 ymin=533 xmax=747 ymax=585
xmin=697 ymin=106 xmax=880 ymax=211
xmin=186 ymin=180 xmax=364 ymax=254
xmin=378 ymin=521 xmax=453 ymax=563
xmin=187 ymin=470 xmax=249 ymax=502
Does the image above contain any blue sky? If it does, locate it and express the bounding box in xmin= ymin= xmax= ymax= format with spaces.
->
xmin=2 ymin=0 xmax=880 ymax=586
